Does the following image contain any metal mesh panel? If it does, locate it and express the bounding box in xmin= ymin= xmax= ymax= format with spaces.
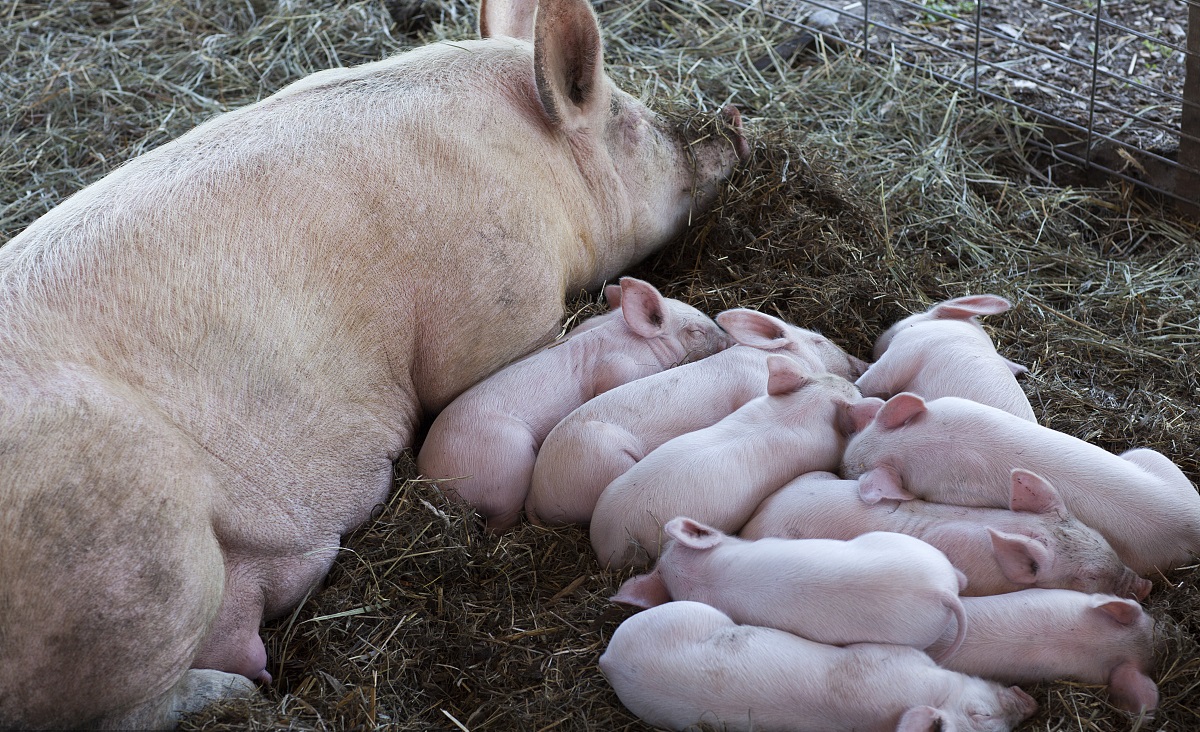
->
xmin=732 ymin=0 xmax=1200 ymax=207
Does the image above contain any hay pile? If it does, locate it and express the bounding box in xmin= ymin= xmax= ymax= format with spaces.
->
xmin=3 ymin=0 xmax=1199 ymax=730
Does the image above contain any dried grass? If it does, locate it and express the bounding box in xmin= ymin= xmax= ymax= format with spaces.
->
xmin=3 ymin=0 xmax=1200 ymax=730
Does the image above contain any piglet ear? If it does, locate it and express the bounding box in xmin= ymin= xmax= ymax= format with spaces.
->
xmin=619 ymin=277 xmax=668 ymax=339
xmin=841 ymin=397 xmax=884 ymax=435
xmin=988 ymin=528 xmax=1051 ymax=585
xmin=895 ymin=706 xmax=945 ymax=732
xmin=610 ymin=571 xmax=670 ymax=609
xmin=663 ymin=517 xmax=723 ymax=549
xmin=931 ymin=294 xmax=1012 ymax=320
xmin=857 ymin=466 xmax=914 ymax=504
xmin=766 ymin=355 xmax=809 ymax=396
xmin=1108 ymin=662 xmax=1159 ymax=715
xmin=847 ymin=355 xmax=871 ymax=379
xmin=533 ymin=0 xmax=607 ymax=130
xmin=602 ymin=284 xmax=622 ymax=310
xmin=1008 ymin=686 xmax=1039 ymax=719
xmin=479 ymin=0 xmax=537 ymax=39
xmin=875 ymin=393 xmax=927 ymax=429
xmin=1008 ymin=469 xmax=1068 ymax=518
xmin=715 ymin=309 xmax=790 ymax=350
xmin=1094 ymin=597 xmax=1144 ymax=626
xmin=1003 ymin=357 xmax=1029 ymax=376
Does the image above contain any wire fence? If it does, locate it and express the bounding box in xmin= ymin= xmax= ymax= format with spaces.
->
xmin=731 ymin=0 xmax=1200 ymax=208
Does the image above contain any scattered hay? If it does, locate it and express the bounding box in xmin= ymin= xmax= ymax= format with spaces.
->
xmin=3 ymin=0 xmax=1200 ymax=730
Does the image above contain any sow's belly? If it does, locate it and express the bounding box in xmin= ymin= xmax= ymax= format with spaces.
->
xmin=171 ymin=375 xmax=416 ymax=616
xmin=3 ymin=350 xmax=411 ymax=610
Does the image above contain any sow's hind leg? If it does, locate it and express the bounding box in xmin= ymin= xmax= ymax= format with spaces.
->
xmin=109 ymin=670 xmax=259 ymax=730
xmin=0 ymin=382 xmax=243 ymax=729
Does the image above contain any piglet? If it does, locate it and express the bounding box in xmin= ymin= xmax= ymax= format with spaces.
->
xmin=589 ymin=356 xmax=879 ymax=568
xmin=925 ymin=588 xmax=1159 ymax=715
xmin=612 ymin=517 xmax=968 ymax=659
xmin=600 ymin=600 xmax=1038 ymax=732
xmin=417 ymin=276 xmax=729 ymax=530
xmin=842 ymin=393 xmax=1200 ymax=575
xmin=526 ymin=308 xmax=866 ymax=526
xmin=742 ymin=471 xmax=1150 ymax=599
xmin=856 ymin=295 xmax=1035 ymax=421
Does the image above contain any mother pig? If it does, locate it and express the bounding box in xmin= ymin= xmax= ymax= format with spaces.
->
xmin=0 ymin=0 xmax=746 ymax=727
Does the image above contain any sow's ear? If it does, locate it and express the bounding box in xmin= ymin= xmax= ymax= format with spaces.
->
xmin=533 ymin=0 xmax=607 ymax=130
xmin=478 ymin=0 xmax=537 ymax=40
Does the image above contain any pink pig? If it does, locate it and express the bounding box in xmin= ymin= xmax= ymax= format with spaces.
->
xmin=925 ymin=588 xmax=1159 ymax=715
xmin=600 ymin=600 xmax=1038 ymax=732
xmin=417 ymin=276 xmax=729 ymax=530
xmin=525 ymin=308 xmax=866 ymax=526
xmin=589 ymin=356 xmax=880 ymax=569
xmin=842 ymin=393 xmax=1200 ymax=575
xmin=0 ymin=0 xmax=748 ymax=723
xmin=612 ymin=517 xmax=968 ymax=659
xmin=855 ymin=295 xmax=1035 ymax=422
xmin=741 ymin=471 xmax=1150 ymax=599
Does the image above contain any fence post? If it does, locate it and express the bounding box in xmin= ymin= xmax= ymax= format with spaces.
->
xmin=1180 ymin=0 xmax=1200 ymax=209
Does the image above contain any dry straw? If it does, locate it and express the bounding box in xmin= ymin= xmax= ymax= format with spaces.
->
xmin=3 ymin=0 xmax=1199 ymax=730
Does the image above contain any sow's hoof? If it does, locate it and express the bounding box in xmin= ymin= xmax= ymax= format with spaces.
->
xmin=107 ymin=669 xmax=259 ymax=730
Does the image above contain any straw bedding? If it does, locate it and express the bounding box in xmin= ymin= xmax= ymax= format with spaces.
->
xmin=3 ymin=0 xmax=1199 ymax=729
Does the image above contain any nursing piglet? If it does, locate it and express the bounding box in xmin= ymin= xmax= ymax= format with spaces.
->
xmin=842 ymin=393 xmax=1200 ymax=574
xmin=417 ymin=277 xmax=729 ymax=530
xmin=612 ymin=517 xmax=968 ymax=659
xmin=600 ymin=600 xmax=1038 ymax=732
xmin=855 ymin=295 xmax=1035 ymax=421
xmin=526 ymin=308 xmax=866 ymax=526
xmin=925 ymin=588 xmax=1159 ymax=715
xmin=590 ymin=356 xmax=879 ymax=568
xmin=742 ymin=471 xmax=1149 ymax=598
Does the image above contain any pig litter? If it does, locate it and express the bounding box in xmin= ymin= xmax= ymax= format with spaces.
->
xmin=4 ymin=0 xmax=1200 ymax=730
